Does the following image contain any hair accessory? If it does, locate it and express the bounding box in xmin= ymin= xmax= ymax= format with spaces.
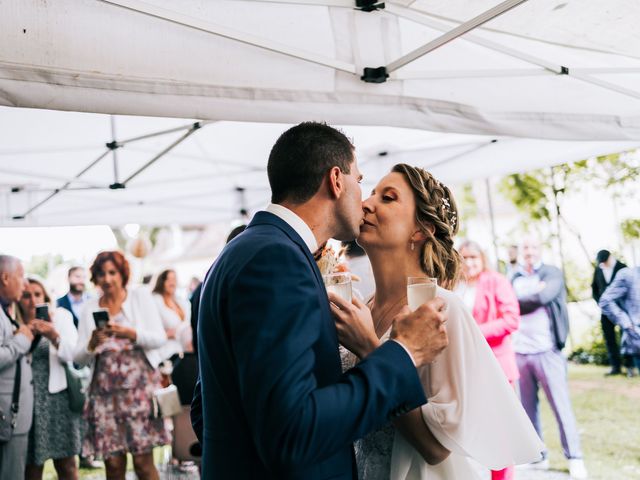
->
xmin=440 ymin=194 xmax=457 ymax=230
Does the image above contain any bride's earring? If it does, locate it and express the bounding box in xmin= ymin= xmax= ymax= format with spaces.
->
xmin=410 ymin=241 xmax=415 ymax=251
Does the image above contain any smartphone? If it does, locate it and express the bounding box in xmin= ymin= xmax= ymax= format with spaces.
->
xmin=92 ymin=309 xmax=109 ymax=330
xmin=35 ymin=304 xmax=50 ymax=322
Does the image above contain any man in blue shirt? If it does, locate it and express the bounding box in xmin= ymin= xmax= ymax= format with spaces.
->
xmin=56 ymin=266 xmax=89 ymax=328
xmin=511 ymin=238 xmax=587 ymax=479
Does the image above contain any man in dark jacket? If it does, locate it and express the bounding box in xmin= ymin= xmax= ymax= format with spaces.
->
xmin=591 ymin=249 xmax=628 ymax=376
xmin=56 ymin=266 xmax=89 ymax=328
xmin=511 ymin=238 xmax=587 ymax=479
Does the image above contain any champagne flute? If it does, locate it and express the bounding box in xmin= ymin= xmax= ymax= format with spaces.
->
xmin=323 ymin=272 xmax=352 ymax=303
xmin=407 ymin=277 xmax=437 ymax=311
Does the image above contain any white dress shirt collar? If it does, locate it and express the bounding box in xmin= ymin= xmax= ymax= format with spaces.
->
xmin=265 ymin=203 xmax=318 ymax=254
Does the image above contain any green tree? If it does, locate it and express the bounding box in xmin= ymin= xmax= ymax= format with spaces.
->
xmin=497 ymin=150 xmax=639 ymax=301
xmin=621 ymin=219 xmax=640 ymax=242
xmin=26 ymin=254 xmax=64 ymax=279
xmin=456 ymin=182 xmax=478 ymax=238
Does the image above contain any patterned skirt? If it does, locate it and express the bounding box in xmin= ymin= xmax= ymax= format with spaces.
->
xmin=82 ymin=348 xmax=170 ymax=459
xmin=27 ymin=339 xmax=82 ymax=466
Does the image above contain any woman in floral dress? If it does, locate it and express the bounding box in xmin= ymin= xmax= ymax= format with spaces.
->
xmin=74 ymin=251 xmax=169 ymax=480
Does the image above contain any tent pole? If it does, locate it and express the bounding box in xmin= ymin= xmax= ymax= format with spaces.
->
xmin=423 ymin=139 xmax=498 ymax=170
xmin=385 ymin=4 xmax=562 ymax=73
xmin=13 ymin=149 xmax=111 ymax=219
xmin=386 ymin=0 xmax=529 ymax=73
xmin=110 ymin=115 xmax=120 ymax=185
xmin=100 ymin=0 xmax=356 ymax=74
xmin=118 ymin=121 xmax=213 ymax=145
xmin=484 ymin=178 xmax=500 ymax=270
xmin=120 ymin=123 xmax=203 ymax=186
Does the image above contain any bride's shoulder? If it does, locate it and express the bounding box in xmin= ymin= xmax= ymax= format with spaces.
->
xmin=435 ymin=287 xmax=472 ymax=324
xmin=435 ymin=286 xmax=461 ymax=305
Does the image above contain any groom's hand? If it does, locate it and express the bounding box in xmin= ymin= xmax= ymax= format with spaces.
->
xmin=390 ymin=298 xmax=448 ymax=367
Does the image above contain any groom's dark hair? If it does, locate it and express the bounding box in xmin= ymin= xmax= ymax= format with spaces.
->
xmin=268 ymin=122 xmax=354 ymax=204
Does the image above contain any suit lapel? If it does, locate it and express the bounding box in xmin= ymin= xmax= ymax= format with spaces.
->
xmin=249 ymin=212 xmax=325 ymax=289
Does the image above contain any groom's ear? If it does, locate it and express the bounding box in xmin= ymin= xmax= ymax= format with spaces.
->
xmin=327 ymin=166 xmax=343 ymax=199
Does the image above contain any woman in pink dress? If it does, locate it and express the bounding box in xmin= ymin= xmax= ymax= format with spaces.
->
xmin=457 ymin=240 xmax=521 ymax=480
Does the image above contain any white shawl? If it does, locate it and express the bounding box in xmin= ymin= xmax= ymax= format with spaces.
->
xmin=390 ymin=288 xmax=544 ymax=480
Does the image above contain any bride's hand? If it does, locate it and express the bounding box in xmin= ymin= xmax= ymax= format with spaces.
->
xmin=328 ymin=293 xmax=379 ymax=359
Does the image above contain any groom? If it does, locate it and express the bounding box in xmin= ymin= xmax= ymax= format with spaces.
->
xmin=195 ymin=122 xmax=448 ymax=479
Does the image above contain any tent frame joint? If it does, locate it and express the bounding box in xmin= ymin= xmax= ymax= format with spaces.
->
xmin=106 ymin=140 xmax=122 ymax=150
xmin=361 ymin=66 xmax=389 ymax=83
xmin=355 ymin=0 xmax=384 ymax=12
xmin=560 ymin=66 xmax=569 ymax=75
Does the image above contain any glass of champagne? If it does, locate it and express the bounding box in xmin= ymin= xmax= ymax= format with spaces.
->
xmin=323 ymin=272 xmax=352 ymax=303
xmin=407 ymin=277 xmax=437 ymax=311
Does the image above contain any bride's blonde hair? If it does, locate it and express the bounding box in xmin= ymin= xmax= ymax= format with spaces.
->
xmin=392 ymin=164 xmax=462 ymax=290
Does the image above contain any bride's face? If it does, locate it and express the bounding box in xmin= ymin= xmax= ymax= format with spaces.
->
xmin=358 ymin=172 xmax=419 ymax=251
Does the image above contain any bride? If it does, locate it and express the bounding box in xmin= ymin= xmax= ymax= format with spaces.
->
xmin=329 ymin=164 xmax=543 ymax=479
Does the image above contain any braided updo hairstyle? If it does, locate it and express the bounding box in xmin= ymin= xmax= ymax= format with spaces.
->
xmin=392 ymin=164 xmax=462 ymax=290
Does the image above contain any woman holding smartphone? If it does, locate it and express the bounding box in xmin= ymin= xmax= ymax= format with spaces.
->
xmin=74 ymin=251 xmax=169 ymax=480
xmin=18 ymin=277 xmax=81 ymax=480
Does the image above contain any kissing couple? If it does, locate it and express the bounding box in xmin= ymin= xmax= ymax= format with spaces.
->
xmin=193 ymin=122 xmax=543 ymax=479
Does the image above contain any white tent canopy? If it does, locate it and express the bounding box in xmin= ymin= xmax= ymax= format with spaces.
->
xmin=1 ymin=0 xmax=640 ymax=140
xmin=1 ymin=107 xmax=638 ymax=226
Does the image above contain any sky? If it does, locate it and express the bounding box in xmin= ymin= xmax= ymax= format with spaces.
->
xmin=0 ymin=225 xmax=117 ymax=264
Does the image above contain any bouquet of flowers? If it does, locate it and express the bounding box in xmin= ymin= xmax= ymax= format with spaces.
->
xmin=315 ymin=244 xmax=360 ymax=281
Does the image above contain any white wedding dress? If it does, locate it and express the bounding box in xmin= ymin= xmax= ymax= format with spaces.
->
xmin=341 ymin=287 xmax=544 ymax=480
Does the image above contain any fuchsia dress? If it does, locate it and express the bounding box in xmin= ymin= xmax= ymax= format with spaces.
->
xmin=469 ymin=270 xmax=521 ymax=382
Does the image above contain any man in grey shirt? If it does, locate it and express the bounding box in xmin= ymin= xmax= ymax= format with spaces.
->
xmin=511 ymin=238 xmax=587 ymax=480
xmin=0 ymin=255 xmax=34 ymax=479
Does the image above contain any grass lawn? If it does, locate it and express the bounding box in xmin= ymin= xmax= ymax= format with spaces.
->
xmin=540 ymin=363 xmax=640 ymax=480
xmin=42 ymin=363 xmax=639 ymax=479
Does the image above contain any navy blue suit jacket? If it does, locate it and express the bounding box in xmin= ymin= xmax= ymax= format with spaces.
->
xmin=196 ymin=211 xmax=426 ymax=479
xmin=56 ymin=294 xmax=79 ymax=328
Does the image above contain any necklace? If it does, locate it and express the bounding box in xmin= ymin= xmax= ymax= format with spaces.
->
xmin=371 ymin=294 xmax=407 ymax=336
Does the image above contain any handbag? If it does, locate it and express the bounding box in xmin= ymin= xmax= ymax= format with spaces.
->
xmin=0 ymin=360 xmax=21 ymax=443
xmin=152 ymin=384 xmax=182 ymax=418
xmin=64 ymin=363 xmax=89 ymax=414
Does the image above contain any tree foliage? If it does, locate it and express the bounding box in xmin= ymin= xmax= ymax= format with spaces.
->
xmin=456 ymin=182 xmax=478 ymax=238
xmin=26 ymin=254 xmax=64 ymax=279
xmin=497 ymin=170 xmax=552 ymax=222
xmin=497 ymin=150 xmax=639 ymax=301
xmin=621 ymin=219 xmax=640 ymax=242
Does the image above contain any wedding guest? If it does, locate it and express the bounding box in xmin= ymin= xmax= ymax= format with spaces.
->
xmin=152 ymin=269 xmax=192 ymax=361
xmin=57 ymin=266 xmax=90 ymax=328
xmin=506 ymin=245 xmax=519 ymax=280
xmin=188 ymin=277 xmax=201 ymax=301
xmin=510 ymin=237 xmax=588 ymax=479
xmin=591 ymin=250 xmax=628 ymax=376
xmin=19 ymin=277 xmax=81 ymax=480
xmin=73 ymin=251 xmax=169 ymax=480
xmin=599 ymin=265 xmax=640 ymax=375
xmin=457 ymin=240 xmax=520 ymax=480
xmin=56 ymin=266 xmax=100 ymax=469
xmin=0 ymin=255 xmax=34 ymax=479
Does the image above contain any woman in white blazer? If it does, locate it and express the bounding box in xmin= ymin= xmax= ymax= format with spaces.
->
xmin=151 ymin=269 xmax=193 ymax=362
xmin=19 ymin=277 xmax=80 ymax=480
xmin=73 ymin=251 xmax=169 ymax=480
